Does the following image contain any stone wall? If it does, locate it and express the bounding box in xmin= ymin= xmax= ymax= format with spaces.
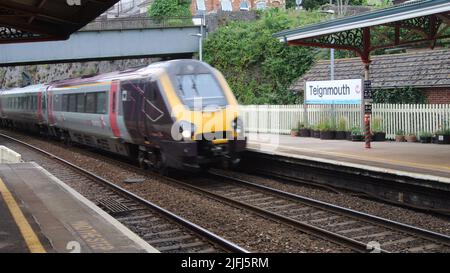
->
xmin=0 ymin=58 xmax=159 ymax=89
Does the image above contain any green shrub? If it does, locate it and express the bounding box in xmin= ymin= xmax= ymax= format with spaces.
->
xmin=419 ymin=132 xmax=432 ymax=138
xmin=351 ymin=126 xmax=362 ymax=136
xmin=318 ymin=118 xmax=335 ymax=131
xmin=371 ymin=117 xmax=384 ymax=133
xmin=337 ymin=117 xmax=347 ymax=131
xmin=395 ymin=130 xmax=405 ymax=136
xmin=204 ymin=10 xmax=325 ymax=105
xmin=148 ymin=0 xmax=191 ymax=19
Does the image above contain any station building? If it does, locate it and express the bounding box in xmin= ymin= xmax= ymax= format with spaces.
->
xmin=291 ymin=49 xmax=450 ymax=104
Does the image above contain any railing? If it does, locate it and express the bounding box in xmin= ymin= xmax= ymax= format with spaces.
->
xmin=81 ymin=16 xmax=197 ymax=31
xmin=240 ymin=104 xmax=450 ymax=139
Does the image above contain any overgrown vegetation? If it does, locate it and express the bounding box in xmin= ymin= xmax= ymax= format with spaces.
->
xmin=286 ymin=0 xmax=366 ymax=10
xmin=147 ymin=0 xmax=192 ymax=18
xmin=373 ymin=87 xmax=427 ymax=104
xmin=204 ymin=10 xmax=326 ymax=104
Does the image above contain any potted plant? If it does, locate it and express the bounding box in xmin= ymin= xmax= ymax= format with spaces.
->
xmin=350 ymin=126 xmax=363 ymax=141
xmin=371 ymin=117 xmax=386 ymax=142
xmin=319 ymin=119 xmax=336 ymax=140
xmin=311 ymin=125 xmax=321 ymax=138
xmin=405 ymin=133 xmax=417 ymax=142
xmin=298 ymin=122 xmax=311 ymax=137
xmin=419 ymin=132 xmax=432 ymax=143
xmin=335 ymin=117 xmax=347 ymax=140
xmin=436 ymin=129 xmax=450 ymax=144
xmin=395 ymin=130 xmax=405 ymax=142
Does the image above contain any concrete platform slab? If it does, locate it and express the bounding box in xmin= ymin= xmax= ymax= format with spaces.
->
xmin=0 ymin=162 xmax=158 ymax=253
xmin=247 ymin=134 xmax=450 ymax=182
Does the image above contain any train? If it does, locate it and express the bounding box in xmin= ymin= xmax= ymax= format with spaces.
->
xmin=0 ymin=60 xmax=246 ymax=172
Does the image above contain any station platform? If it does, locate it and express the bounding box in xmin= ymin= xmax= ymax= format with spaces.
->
xmin=0 ymin=162 xmax=158 ymax=253
xmin=246 ymin=134 xmax=450 ymax=182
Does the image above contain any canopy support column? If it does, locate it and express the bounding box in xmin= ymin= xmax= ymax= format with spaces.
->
xmin=361 ymin=27 xmax=372 ymax=148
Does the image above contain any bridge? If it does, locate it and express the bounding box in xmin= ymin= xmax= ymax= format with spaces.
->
xmin=0 ymin=17 xmax=202 ymax=66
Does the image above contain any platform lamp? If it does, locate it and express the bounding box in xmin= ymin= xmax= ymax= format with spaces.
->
xmin=191 ymin=33 xmax=203 ymax=62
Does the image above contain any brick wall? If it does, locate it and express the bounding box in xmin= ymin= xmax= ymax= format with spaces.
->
xmin=191 ymin=0 xmax=285 ymax=15
xmin=424 ymin=87 xmax=450 ymax=104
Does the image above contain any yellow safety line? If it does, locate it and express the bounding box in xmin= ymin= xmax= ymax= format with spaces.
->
xmin=0 ymin=178 xmax=46 ymax=253
xmin=249 ymin=142 xmax=450 ymax=173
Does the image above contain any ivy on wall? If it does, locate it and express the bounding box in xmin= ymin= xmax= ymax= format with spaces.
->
xmin=148 ymin=0 xmax=192 ymax=17
xmin=373 ymin=87 xmax=428 ymax=104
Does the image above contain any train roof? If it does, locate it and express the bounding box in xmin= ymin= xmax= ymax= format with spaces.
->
xmin=1 ymin=60 xmax=213 ymax=92
xmin=50 ymin=59 xmax=212 ymax=88
xmin=0 ymin=84 xmax=47 ymax=95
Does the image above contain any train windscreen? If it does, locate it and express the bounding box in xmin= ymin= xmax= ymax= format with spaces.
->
xmin=175 ymin=73 xmax=227 ymax=109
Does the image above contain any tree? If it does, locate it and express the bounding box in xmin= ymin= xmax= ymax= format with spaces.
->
xmin=204 ymin=10 xmax=321 ymax=104
xmin=148 ymin=0 xmax=192 ymax=18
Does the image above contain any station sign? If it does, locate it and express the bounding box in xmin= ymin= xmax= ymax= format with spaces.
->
xmin=305 ymin=79 xmax=363 ymax=105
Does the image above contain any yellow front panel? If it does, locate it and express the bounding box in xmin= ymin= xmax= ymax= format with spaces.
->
xmin=159 ymin=72 xmax=239 ymax=139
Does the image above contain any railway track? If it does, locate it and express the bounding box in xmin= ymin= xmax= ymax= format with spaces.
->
xmin=169 ymin=171 xmax=450 ymax=253
xmin=2 ymin=131 xmax=450 ymax=253
xmin=0 ymin=133 xmax=249 ymax=254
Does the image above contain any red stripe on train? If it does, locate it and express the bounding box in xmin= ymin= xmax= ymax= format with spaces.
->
xmin=109 ymin=81 xmax=121 ymax=138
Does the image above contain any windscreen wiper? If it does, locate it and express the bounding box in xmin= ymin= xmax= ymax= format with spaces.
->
xmin=191 ymin=76 xmax=200 ymax=96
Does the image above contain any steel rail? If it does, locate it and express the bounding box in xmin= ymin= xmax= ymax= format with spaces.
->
xmin=208 ymin=171 xmax=450 ymax=251
xmin=0 ymin=132 xmax=249 ymax=254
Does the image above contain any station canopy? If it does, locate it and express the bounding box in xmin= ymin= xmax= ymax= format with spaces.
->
xmin=273 ymin=0 xmax=450 ymax=64
xmin=0 ymin=0 xmax=119 ymax=44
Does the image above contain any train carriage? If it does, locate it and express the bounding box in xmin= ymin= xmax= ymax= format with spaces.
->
xmin=0 ymin=60 xmax=246 ymax=172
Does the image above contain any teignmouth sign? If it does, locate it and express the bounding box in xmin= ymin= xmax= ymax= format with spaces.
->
xmin=305 ymin=79 xmax=363 ymax=104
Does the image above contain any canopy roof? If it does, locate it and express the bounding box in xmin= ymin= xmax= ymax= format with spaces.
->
xmin=274 ymin=0 xmax=450 ymax=63
xmin=0 ymin=0 xmax=119 ymax=44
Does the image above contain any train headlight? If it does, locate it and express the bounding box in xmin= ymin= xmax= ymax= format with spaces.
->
xmin=232 ymin=118 xmax=243 ymax=134
xmin=182 ymin=129 xmax=192 ymax=139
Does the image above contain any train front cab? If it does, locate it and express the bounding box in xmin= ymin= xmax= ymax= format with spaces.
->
xmin=161 ymin=61 xmax=247 ymax=171
xmin=121 ymin=60 xmax=246 ymax=172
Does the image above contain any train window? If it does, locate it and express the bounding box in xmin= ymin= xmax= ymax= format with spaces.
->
xmin=76 ymin=93 xmax=85 ymax=112
xmin=31 ymin=96 xmax=34 ymax=110
xmin=62 ymin=95 xmax=68 ymax=112
xmin=85 ymin=93 xmax=96 ymax=113
xmin=175 ymin=73 xmax=227 ymax=109
xmin=53 ymin=95 xmax=59 ymax=111
xmin=42 ymin=95 xmax=46 ymax=111
xmin=68 ymin=94 xmax=77 ymax=112
xmin=146 ymin=81 xmax=158 ymax=102
xmin=96 ymin=92 xmax=107 ymax=114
